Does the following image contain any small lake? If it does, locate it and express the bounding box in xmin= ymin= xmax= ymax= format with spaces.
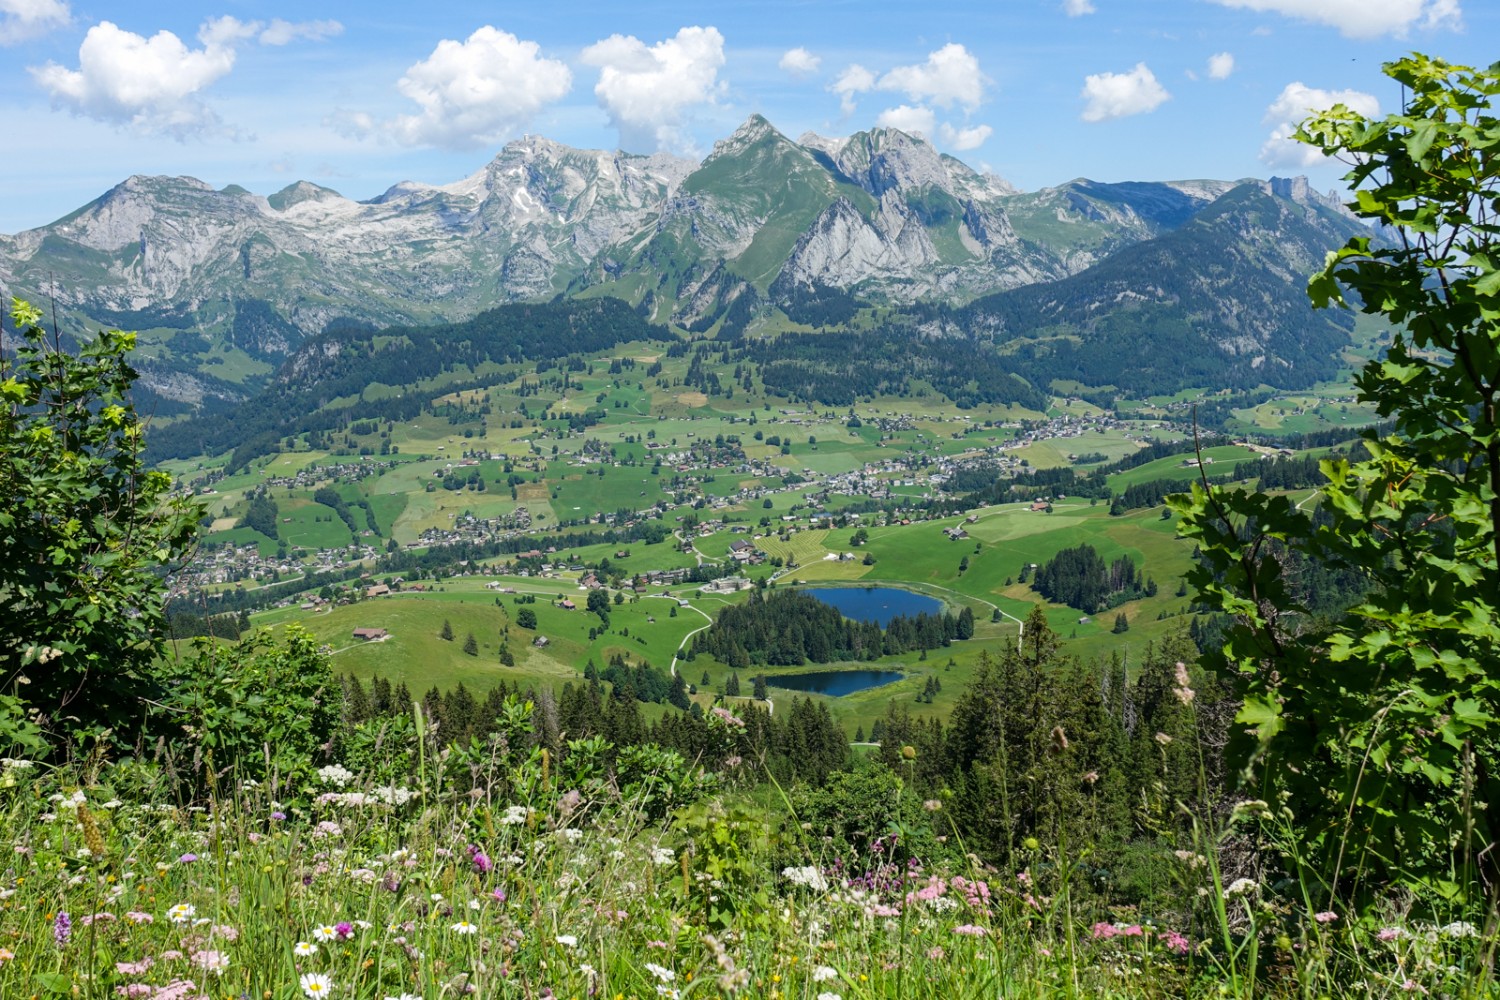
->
xmin=800 ymin=586 xmax=943 ymax=627
xmin=770 ymin=669 xmax=905 ymax=697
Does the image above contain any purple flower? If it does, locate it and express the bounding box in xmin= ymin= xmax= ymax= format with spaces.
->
xmin=53 ymin=911 xmax=71 ymax=946
xmin=178 ymin=853 xmax=198 ymax=863
xmin=335 ymin=921 xmax=353 ymax=940
xmin=468 ymin=844 xmax=493 ymax=875
xmin=270 ymin=811 xmax=286 ymax=821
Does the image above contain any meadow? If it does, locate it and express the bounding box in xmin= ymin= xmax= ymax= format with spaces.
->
xmin=2 ymin=730 xmax=1491 ymax=1000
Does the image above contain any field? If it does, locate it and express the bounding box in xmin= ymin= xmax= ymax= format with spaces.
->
xmin=169 ymin=335 xmax=1366 ymax=741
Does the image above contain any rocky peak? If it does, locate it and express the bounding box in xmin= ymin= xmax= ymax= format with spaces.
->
xmin=832 ymin=127 xmax=956 ymax=199
xmin=796 ymin=131 xmax=845 ymax=157
xmin=268 ymin=181 xmax=345 ymax=212
xmin=709 ymin=114 xmax=786 ymax=159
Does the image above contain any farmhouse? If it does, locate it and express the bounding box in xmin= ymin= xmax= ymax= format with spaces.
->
xmin=365 ymin=583 xmax=391 ymax=598
xmin=352 ymin=628 xmax=388 ymax=641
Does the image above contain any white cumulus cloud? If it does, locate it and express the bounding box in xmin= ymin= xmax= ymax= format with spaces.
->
xmin=385 ymin=27 xmax=572 ymax=149
xmin=30 ymin=20 xmax=241 ymax=136
xmin=1207 ymin=0 xmax=1461 ymax=39
xmin=30 ymin=15 xmax=342 ymax=137
xmin=939 ymin=122 xmax=993 ymax=150
xmin=877 ymin=43 xmax=986 ymax=111
xmin=1208 ymin=52 xmax=1235 ymax=79
xmin=581 ymin=25 xmax=726 ymax=152
xmin=1080 ymin=62 xmax=1170 ymax=122
xmin=1063 ymin=0 xmax=1097 ymax=15
xmin=876 ymin=104 xmax=936 ymax=138
xmin=831 ymin=63 xmax=875 ymax=115
xmin=1260 ymin=81 xmax=1380 ymax=167
xmin=779 ymin=46 xmax=820 ymax=78
xmin=0 ymin=0 xmax=69 ymax=45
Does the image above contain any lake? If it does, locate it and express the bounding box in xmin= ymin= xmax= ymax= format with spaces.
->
xmin=800 ymin=585 xmax=943 ymax=627
xmin=769 ymin=669 xmax=905 ymax=697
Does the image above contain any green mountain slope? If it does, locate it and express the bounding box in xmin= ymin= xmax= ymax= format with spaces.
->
xmin=946 ymin=180 xmax=1367 ymax=395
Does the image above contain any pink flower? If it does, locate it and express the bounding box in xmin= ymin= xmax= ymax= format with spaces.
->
xmin=1314 ymin=911 xmax=1338 ymax=924
xmin=1091 ymin=922 xmax=1119 ymax=940
xmin=1378 ymin=927 xmax=1403 ymax=942
xmin=1162 ymin=930 xmax=1190 ymax=954
xmin=115 ymin=959 xmax=155 ymax=975
xmin=125 ymin=912 xmax=154 ymax=924
xmin=953 ymin=924 xmax=987 ymax=937
xmin=191 ymin=950 xmax=230 ymax=975
xmin=1121 ymin=924 xmax=1144 ymax=937
xmin=81 ymin=912 xmax=116 ymax=926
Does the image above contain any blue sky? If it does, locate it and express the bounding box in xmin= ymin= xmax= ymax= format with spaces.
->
xmin=0 ymin=0 xmax=1492 ymax=233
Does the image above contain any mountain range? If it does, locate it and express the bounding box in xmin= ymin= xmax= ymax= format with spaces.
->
xmin=0 ymin=115 xmax=1368 ymax=408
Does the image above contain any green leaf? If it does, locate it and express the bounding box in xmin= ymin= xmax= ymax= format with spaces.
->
xmin=35 ymin=973 xmax=73 ymax=994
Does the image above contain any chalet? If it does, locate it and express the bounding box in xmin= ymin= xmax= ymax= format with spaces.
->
xmin=1029 ymin=500 xmax=1053 ymax=513
xmin=532 ymin=635 xmax=550 ymax=647
xmin=365 ymin=583 xmax=391 ymax=598
xmin=559 ymin=598 xmax=577 ymax=610
xmin=944 ymin=526 xmax=968 ymax=540
xmin=729 ymin=539 xmax=753 ymax=554
xmin=352 ymin=628 xmax=388 ymax=641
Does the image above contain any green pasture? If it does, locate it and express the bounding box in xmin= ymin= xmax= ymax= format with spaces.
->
xmin=547 ymin=463 xmax=669 ymax=520
xmin=1104 ymin=445 xmax=1257 ymax=491
xmin=278 ymin=496 xmax=355 ymax=549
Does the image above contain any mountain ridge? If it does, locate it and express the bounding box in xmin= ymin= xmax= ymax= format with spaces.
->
xmin=0 ymin=114 xmax=1361 ymax=407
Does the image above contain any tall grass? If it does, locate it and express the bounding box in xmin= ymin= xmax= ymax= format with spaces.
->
xmin=0 ymin=735 xmax=1493 ymax=1000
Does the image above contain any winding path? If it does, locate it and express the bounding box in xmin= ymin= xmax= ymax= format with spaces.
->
xmin=641 ymin=594 xmax=713 ymax=678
